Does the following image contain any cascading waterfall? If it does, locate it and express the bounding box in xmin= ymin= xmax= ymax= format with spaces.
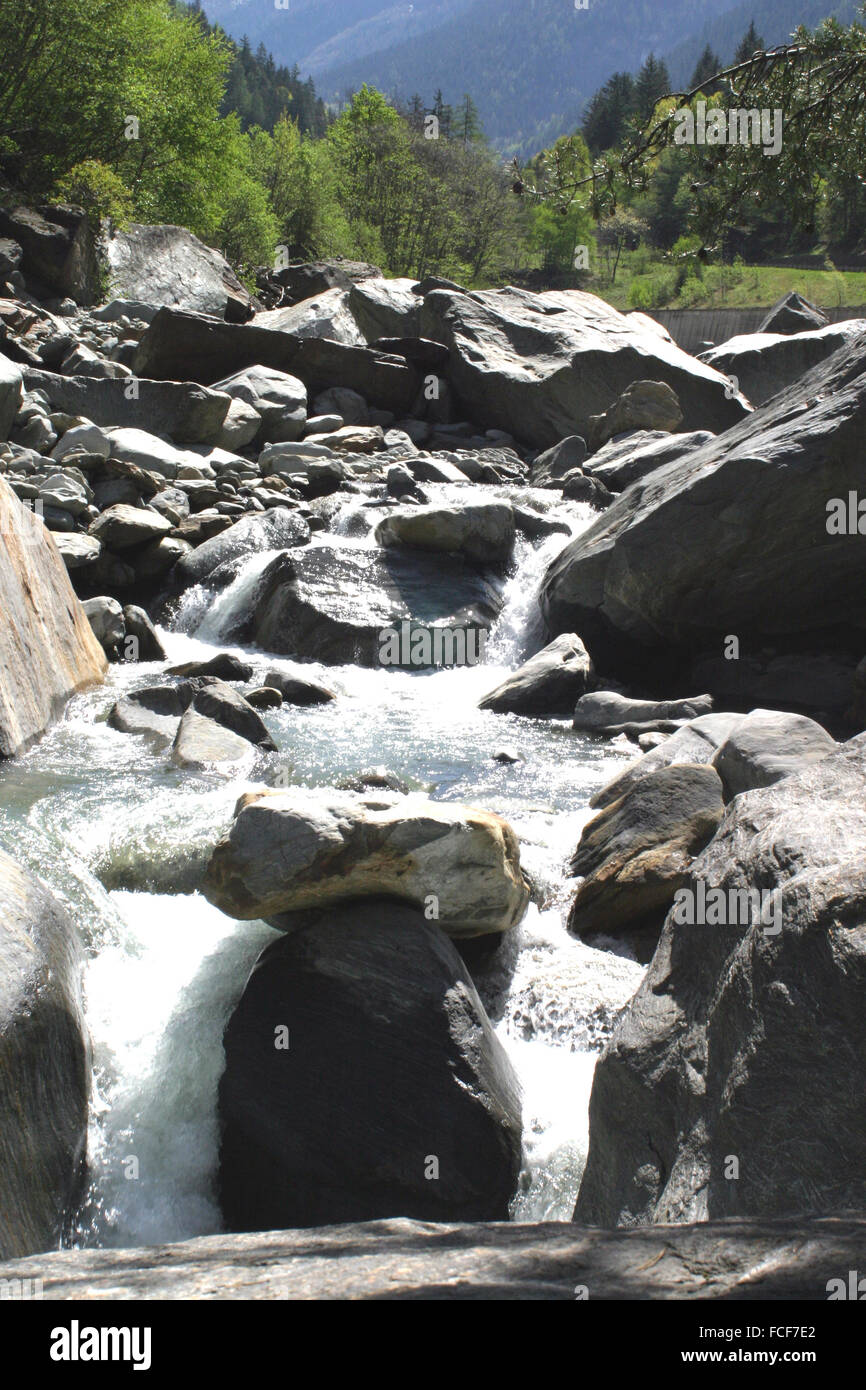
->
xmin=0 ymin=484 xmax=643 ymax=1245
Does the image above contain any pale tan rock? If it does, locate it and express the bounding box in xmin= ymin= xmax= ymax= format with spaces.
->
xmin=203 ymin=789 xmax=530 ymax=937
xmin=0 ymin=480 xmax=106 ymax=757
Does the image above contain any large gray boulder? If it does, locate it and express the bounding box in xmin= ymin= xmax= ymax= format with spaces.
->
xmin=22 ymin=367 xmax=235 ymax=445
xmin=575 ymin=732 xmax=866 ymax=1227
xmin=419 ymin=286 xmax=749 ymax=448
xmin=218 ymin=900 xmax=522 ymax=1230
xmin=348 ymin=277 xmax=421 ymax=340
xmin=586 ymin=379 xmax=683 ymax=450
xmin=542 ymin=328 xmax=866 ymax=685
xmin=211 ymin=365 xmax=307 ymax=443
xmin=711 ymin=708 xmax=836 ymax=800
xmin=254 ymin=287 xmax=364 ymax=344
xmin=203 ymin=788 xmax=529 ymax=937
xmin=0 ymin=851 xmax=90 ymax=1259
xmin=479 ymin=634 xmax=595 ymax=716
xmin=699 ymin=320 xmax=866 ymax=407
xmin=0 ymin=480 xmax=106 ymax=756
xmin=104 ymin=223 xmax=254 ymax=322
xmin=246 ymin=542 xmax=503 ymax=667
xmin=588 ymin=712 xmax=746 ymax=811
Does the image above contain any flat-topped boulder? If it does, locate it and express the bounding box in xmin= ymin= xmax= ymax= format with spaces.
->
xmin=202 ymin=788 xmax=530 ymax=937
xmin=375 ymin=500 xmax=516 ymax=568
xmin=573 ymin=691 xmax=713 ymax=733
xmin=22 ymin=367 xmax=234 ymax=445
xmin=89 ymin=503 xmax=173 ymax=550
xmin=131 ymin=309 xmax=420 ymax=413
xmin=0 ymin=1213 xmax=861 ymax=1299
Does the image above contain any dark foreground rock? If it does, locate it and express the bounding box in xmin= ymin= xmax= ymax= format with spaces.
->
xmin=218 ymin=901 xmax=522 ymax=1230
xmin=575 ymin=732 xmax=866 ymax=1228
xmin=0 ymin=1213 xmax=862 ymax=1298
xmin=0 ymin=850 xmax=90 ymax=1260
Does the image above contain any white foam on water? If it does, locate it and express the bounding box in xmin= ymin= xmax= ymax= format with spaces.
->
xmin=74 ymin=892 xmax=277 ymax=1249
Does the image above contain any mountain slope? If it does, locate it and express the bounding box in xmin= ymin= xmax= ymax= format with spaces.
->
xmin=314 ymin=0 xmax=729 ymax=153
xmin=200 ymin=0 xmax=863 ymax=158
xmin=198 ymin=0 xmax=476 ymax=73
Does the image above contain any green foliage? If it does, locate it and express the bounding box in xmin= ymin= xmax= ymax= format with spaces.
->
xmin=53 ymin=160 xmax=133 ymax=229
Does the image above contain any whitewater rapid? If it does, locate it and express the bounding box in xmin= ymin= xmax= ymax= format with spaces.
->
xmin=0 ymin=485 xmax=644 ymax=1242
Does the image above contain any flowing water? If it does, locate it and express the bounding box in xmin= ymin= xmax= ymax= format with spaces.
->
xmin=0 ymin=484 xmax=645 ymax=1246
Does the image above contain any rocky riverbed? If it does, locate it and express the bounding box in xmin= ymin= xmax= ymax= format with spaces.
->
xmin=0 ymin=208 xmax=864 ymax=1299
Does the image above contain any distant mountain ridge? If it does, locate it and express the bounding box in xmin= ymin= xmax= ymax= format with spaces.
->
xmin=200 ymin=0 xmax=862 ymax=156
xmin=198 ymin=0 xmax=476 ymax=73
